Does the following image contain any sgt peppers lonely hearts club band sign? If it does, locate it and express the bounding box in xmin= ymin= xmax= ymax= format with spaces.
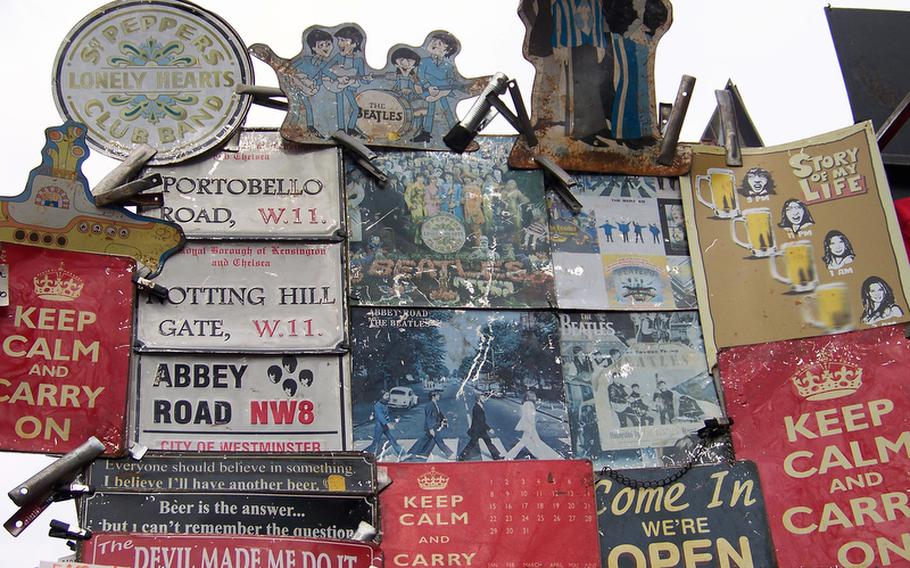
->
xmin=0 ymin=244 xmax=133 ymax=455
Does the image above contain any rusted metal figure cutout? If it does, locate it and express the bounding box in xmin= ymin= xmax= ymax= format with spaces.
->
xmin=510 ymin=0 xmax=691 ymax=175
xmin=250 ymin=24 xmax=490 ymax=150
xmin=0 ymin=122 xmax=184 ymax=276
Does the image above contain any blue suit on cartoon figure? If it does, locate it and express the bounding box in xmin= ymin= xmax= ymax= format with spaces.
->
xmin=330 ymin=26 xmax=368 ymax=133
xmin=366 ymin=393 xmax=402 ymax=456
xmin=412 ymin=32 xmax=461 ymax=142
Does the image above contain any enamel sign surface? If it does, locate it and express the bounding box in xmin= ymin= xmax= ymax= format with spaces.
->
xmin=53 ymin=0 xmax=253 ymax=164
xmin=136 ymin=242 xmax=345 ymax=352
xmin=143 ymin=131 xmax=343 ymax=239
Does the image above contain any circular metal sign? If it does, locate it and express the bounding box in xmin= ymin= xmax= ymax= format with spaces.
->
xmin=52 ymin=0 xmax=253 ymax=164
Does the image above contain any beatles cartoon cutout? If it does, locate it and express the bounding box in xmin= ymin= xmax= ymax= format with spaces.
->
xmin=267 ymin=356 xmax=317 ymax=398
xmin=251 ymin=24 xmax=490 ymax=150
xmin=0 ymin=122 xmax=184 ymax=276
xmin=510 ymin=0 xmax=690 ymax=175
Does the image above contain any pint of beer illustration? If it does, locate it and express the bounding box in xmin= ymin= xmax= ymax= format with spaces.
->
xmin=731 ymin=208 xmax=775 ymax=257
xmin=324 ymin=474 xmax=347 ymax=492
xmin=770 ymin=240 xmax=817 ymax=293
xmin=802 ymin=282 xmax=853 ymax=332
xmin=695 ymin=168 xmax=740 ymax=218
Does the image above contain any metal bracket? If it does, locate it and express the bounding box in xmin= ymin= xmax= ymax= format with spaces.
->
xmin=534 ymin=155 xmax=582 ymax=213
xmin=129 ymin=442 xmax=149 ymax=460
xmin=133 ymin=273 xmax=169 ymax=300
xmin=351 ymin=521 xmax=378 ymax=543
xmin=48 ymin=520 xmax=92 ymax=541
xmin=715 ymin=89 xmax=743 ymax=167
xmin=487 ymin=79 xmax=538 ymax=148
xmin=8 ymin=436 xmax=104 ymax=507
xmin=3 ymin=483 xmax=94 ymax=537
xmin=332 ymin=131 xmax=388 ymax=185
xmin=92 ymin=144 xmax=159 ymax=207
xmin=236 ymin=84 xmax=288 ymax=111
xmin=657 ymin=75 xmax=695 ymax=166
xmin=876 ymin=90 xmax=910 ymax=151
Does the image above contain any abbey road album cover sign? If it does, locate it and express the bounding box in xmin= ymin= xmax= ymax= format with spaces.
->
xmin=250 ymin=24 xmax=488 ymax=151
xmin=549 ymin=175 xmax=696 ymax=309
xmin=719 ymin=325 xmax=910 ymax=568
xmin=87 ymin=454 xmax=375 ymax=496
xmin=52 ymin=0 xmax=253 ymax=164
xmin=0 ymin=244 xmax=133 ymax=455
xmin=681 ymin=123 xmax=910 ymax=367
xmin=81 ymin=457 xmax=377 ymax=538
xmin=136 ymin=242 xmax=344 ymax=352
xmin=595 ymin=462 xmax=777 ymax=567
xmin=348 ymin=137 xmax=555 ymax=308
xmin=381 ymin=461 xmax=600 ymax=568
xmin=559 ymin=311 xmax=720 ymax=471
xmin=351 ymin=308 xmax=569 ymax=462
xmin=131 ymin=353 xmax=349 ymax=452
xmin=142 ymin=131 xmax=343 ymax=239
xmin=81 ymin=534 xmax=382 ymax=567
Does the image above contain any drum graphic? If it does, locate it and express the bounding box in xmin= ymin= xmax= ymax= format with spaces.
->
xmin=355 ymin=90 xmax=415 ymax=141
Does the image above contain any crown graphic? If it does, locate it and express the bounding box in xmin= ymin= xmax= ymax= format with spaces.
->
xmin=417 ymin=467 xmax=449 ymax=491
xmin=790 ymin=350 xmax=863 ymax=401
xmin=34 ymin=262 xmax=84 ymax=302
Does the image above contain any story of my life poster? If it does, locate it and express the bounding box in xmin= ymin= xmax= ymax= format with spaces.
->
xmin=680 ymin=122 xmax=910 ymax=368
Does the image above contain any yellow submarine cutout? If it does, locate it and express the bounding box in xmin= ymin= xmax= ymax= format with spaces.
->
xmin=0 ymin=122 xmax=184 ymax=276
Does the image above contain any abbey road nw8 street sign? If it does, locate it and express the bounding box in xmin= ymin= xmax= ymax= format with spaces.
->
xmin=53 ymin=0 xmax=253 ymax=164
xmin=136 ymin=242 xmax=345 ymax=352
xmin=87 ymin=454 xmax=376 ymax=496
xmin=82 ymin=534 xmax=382 ymax=568
xmin=142 ymin=131 xmax=343 ymax=239
xmin=132 ymin=353 xmax=350 ymax=453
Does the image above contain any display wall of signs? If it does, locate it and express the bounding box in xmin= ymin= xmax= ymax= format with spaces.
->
xmin=52 ymin=0 xmax=253 ymax=164
xmin=0 ymin=244 xmax=133 ymax=455
xmin=549 ymin=176 xmax=696 ymax=310
xmin=142 ymin=131 xmax=343 ymax=239
xmin=348 ymin=137 xmax=555 ymax=309
xmin=81 ymin=534 xmax=382 ymax=567
xmin=88 ymin=453 xmax=375 ymax=495
xmin=559 ymin=311 xmax=720 ymax=471
xmin=0 ymin=122 xmax=184 ymax=277
xmin=681 ymin=123 xmax=910 ymax=368
xmin=131 ymin=353 xmax=350 ymax=452
xmin=351 ymin=308 xmax=570 ymax=462
xmin=136 ymin=242 xmax=344 ymax=352
xmin=381 ymin=461 xmax=601 ymax=568
xmin=719 ymin=324 xmax=910 ymax=568
xmin=250 ymin=24 xmax=488 ymax=151
xmin=595 ymin=462 xmax=777 ymax=567
xmin=81 ymin=460 xmax=377 ymax=539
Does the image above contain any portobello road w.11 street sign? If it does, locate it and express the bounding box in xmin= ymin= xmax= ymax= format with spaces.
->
xmin=53 ymin=0 xmax=253 ymax=164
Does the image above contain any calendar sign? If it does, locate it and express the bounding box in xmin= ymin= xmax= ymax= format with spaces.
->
xmin=595 ymin=462 xmax=777 ymax=567
xmin=380 ymin=461 xmax=601 ymax=568
xmin=81 ymin=534 xmax=381 ymax=567
xmin=142 ymin=131 xmax=343 ymax=239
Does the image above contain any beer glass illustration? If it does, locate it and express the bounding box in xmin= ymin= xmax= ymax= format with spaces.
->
xmin=730 ymin=208 xmax=775 ymax=257
xmin=695 ymin=168 xmax=740 ymax=218
xmin=324 ymin=474 xmax=347 ymax=492
xmin=770 ymin=240 xmax=817 ymax=293
xmin=802 ymin=282 xmax=853 ymax=332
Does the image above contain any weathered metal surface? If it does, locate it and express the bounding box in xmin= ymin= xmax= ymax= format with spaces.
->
xmin=250 ymin=24 xmax=490 ymax=150
xmin=0 ymin=123 xmax=184 ymax=276
xmin=52 ymin=0 xmax=253 ymax=164
xmin=142 ymin=130 xmax=344 ymax=239
xmin=510 ymin=0 xmax=690 ymax=175
xmin=135 ymin=241 xmax=345 ymax=352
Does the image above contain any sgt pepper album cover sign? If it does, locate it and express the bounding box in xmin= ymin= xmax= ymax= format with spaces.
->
xmin=719 ymin=325 xmax=910 ymax=568
xmin=548 ymin=175 xmax=696 ymax=310
xmin=681 ymin=122 xmax=910 ymax=367
xmin=350 ymin=308 xmax=569 ymax=463
xmin=348 ymin=137 xmax=555 ymax=309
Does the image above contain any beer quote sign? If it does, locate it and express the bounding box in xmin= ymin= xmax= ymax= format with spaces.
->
xmin=720 ymin=325 xmax=910 ymax=567
xmin=132 ymin=353 xmax=349 ymax=452
xmin=0 ymin=244 xmax=133 ymax=454
xmin=136 ymin=242 xmax=345 ymax=352
xmin=143 ymin=132 xmax=343 ymax=239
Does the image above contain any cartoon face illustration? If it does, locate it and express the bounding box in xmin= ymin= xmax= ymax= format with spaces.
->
xmin=395 ymin=54 xmax=417 ymax=73
xmin=785 ymin=201 xmax=804 ymax=224
xmin=426 ymin=38 xmax=448 ymax=58
xmin=869 ymin=281 xmax=885 ymax=303
xmin=830 ymin=235 xmax=847 ymax=256
xmin=337 ymin=36 xmax=356 ymax=55
xmin=314 ymin=39 xmax=333 ymax=58
xmin=746 ymin=172 xmax=767 ymax=194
